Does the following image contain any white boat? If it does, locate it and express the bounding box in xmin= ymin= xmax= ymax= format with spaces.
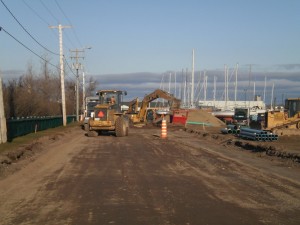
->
xmin=211 ymin=110 xmax=234 ymax=117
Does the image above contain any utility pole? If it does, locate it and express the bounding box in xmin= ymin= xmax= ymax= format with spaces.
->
xmin=0 ymin=75 xmax=7 ymax=144
xmin=82 ymin=70 xmax=85 ymax=114
xmin=70 ymin=49 xmax=85 ymax=122
xmin=49 ymin=24 xmax=71 ymax=126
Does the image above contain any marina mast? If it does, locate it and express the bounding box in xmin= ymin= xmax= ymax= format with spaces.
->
xmin=191 ymin=49 xmax=195 ymax=107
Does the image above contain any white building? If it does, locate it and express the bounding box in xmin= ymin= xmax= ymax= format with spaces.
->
xmin=198 ymin=99 xmax=265 ymax=111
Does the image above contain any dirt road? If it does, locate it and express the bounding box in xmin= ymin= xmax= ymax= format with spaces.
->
xmin=0 ymin=125 xmax=300 ymax=225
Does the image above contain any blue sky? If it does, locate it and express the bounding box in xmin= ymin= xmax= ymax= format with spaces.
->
xmin=1 ymin=0 xmax=300 ymax=103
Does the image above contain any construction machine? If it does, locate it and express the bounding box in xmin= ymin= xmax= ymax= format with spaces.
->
xmin=82 ymin=96 xmax=99 ymax=131
xmin=264 ymin=110 xmax=300 ymax=131
xmin=129 ymin=89 xmax=181 ymax=124
xmin=87 ymin=90 xmax=129 ymax=137
xmin=262 ymin=98 xmax=300 ymax=133
xmin=127 ymin=97 xmax=139 ymax=114
xmin=233 ymin=108 xmax=250 ymax=126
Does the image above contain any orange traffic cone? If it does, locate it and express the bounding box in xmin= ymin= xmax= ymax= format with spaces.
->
xmin=161 ymin=118 xmax=167 ymax=139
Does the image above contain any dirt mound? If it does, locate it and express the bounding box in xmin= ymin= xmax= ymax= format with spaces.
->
xmin=186 ymin=109 xmax=226 ymax=128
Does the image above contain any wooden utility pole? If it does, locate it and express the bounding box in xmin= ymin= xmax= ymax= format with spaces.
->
xmin=70 ymin=49 xmax=85 ymax=122
xmin=0 ymin=75 xmax=7 ymax=144
xmin=49 ymin=24 xmax=71 ymax=126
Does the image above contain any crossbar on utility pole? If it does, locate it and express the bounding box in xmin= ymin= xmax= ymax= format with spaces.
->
xmin=49 ymin=24 xmax=71 ymax=126
xmin=70 ymin=49 xmax=85 ymax=122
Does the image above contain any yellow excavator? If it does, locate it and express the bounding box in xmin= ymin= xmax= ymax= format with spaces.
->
xmin=127 ymin=97 xmax=139 ymax=114
xmin=128 ymin=89 xmax=181 ymax=124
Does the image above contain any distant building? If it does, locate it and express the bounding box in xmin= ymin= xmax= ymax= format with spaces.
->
xmin=198 ymin=96 xmax=265 ymax=111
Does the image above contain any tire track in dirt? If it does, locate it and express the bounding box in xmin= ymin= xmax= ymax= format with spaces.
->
xmin=162 ymin=129 xmax=300 ymax=224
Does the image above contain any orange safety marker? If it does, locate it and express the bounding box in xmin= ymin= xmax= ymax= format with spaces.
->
xmin=161 ymin=118 xmax=167 ymax=139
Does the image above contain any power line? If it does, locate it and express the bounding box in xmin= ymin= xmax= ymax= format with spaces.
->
xmin=22 ymin=0 xmax=74 ymax=53
xmin=39 ymin=0 xmax=76 ymax=49
xmin=64 ymin=56 xmax=77 ymax=78
xmin=0 ymin=25 xmax=75 ymax=84
xmin=40 ymin=0 xmax=59 ymax=24
xmin=0 ymin=0 xmax=59 ymax=56
xmin=54 ymin=0 xmax=83 ymax=47
xmin=0 ymin=26 xmax=60 ymax=70
xmin=22 ymin=0 xmax=50 ymax=26
xmin=64 ymin=31 xmax=77 ymax=49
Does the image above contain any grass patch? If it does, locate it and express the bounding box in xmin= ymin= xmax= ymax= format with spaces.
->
xmin=0 ymin=122 xmax=80 ymax=154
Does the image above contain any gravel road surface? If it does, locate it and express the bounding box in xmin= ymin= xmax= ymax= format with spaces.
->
xmin=0 ymin=125 xmax=299 ymax=225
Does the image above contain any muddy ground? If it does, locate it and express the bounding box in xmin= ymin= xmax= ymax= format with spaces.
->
xmin=0 ymin=123 xmax=299 ymax=225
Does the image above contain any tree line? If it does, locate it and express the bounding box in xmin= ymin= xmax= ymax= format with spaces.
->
xmin=2 ymin=60 xmax=97 ymax=119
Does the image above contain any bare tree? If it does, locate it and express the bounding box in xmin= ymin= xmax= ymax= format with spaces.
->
xmin=86 ymin=76 xmax=98 ymax=96
xmin=3 ymin=59 xmax=87 ymax=118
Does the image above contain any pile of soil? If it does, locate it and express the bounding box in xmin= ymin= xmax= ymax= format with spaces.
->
xmin=186 ymin=109 xmax=226 ymax=128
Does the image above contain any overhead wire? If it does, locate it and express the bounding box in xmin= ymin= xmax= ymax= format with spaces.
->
xmin=22 ymin=0 xmax=58 ymax=39
xmin=54 ymin=0 xmax=83 ymax=47
xmin=52 ymin=0 xmax=90 ymax=86
xmin=1 ymin=0 xmax=81 ymax=83
xmin=0 ymin=0 xmax=59 ymax=56
xmin=38 ymin=0 xmax=87 ymax=76
xmin=25 ymin=0 xmax=78 ymax=79
xmin=0 ymin=26 xmax=76 ymax=83
xmin=39 ymin=0 xmax=76 ymax=50
xmin=64 ymin=56 xmax=77 ymax=78
xmin=40 ymin=0 xmax=59 ymax=24
xmin=0 ymin=26 xmax=59 ymax=69
xmin=22 ymin=0 xmax=49 ymax=26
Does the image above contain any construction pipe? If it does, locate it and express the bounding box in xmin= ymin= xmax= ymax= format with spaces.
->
xmin=239 ymin=134 xmax=257 ymax=140
xmin=221 ymin=128 xmax=231 ymax=134
xmin=186 ymin=121 xmax=212 ymax=126
xmin=221 ymin=128 xmax=227 ymax=134
xmin=240 ymin=127 xmax=268 ymax=134
xmin=239 ymin=131 xmax=260 ymax=137
xmin=227 ymin=124 xmax=239 ymax=130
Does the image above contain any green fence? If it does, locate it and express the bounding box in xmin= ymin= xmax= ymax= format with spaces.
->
xmin=6 ymin=116 xmax=76 ymax=141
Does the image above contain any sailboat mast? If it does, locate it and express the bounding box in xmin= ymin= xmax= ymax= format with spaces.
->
xmin=235 ymin=63 xmax=238 ymax=104
xmin=174 ymin=72 xmax=177 ymax=98
xmin=271 ymin=82 xmax=275 ymax=110
xmin=224 ymin=64 xmax=228 ymax=109
xmin=263 ymin=75 xmax=267 ymax=102
xmin=213 ymin=76 xmax=216 ymax=103
xmin=224 ymin=64 xmax=226 ymax=102
xmin=253 ymin=82 xmax=256 ymax=100
xmin=204 ymin=70 xmax=207 ymax=102
xmin=168 ymin=72 xmax=171 ymax=93
xmin=191 ymin=49 xmax=195 ymax=107
xmin=226 ymin=66 xmax=229 ymax=103
xmin=180 ymin=69 xmax=184 ymax=102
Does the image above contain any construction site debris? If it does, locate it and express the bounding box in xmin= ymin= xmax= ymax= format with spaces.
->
xmin=221 ymin=125 xmax=279 ymax=141
xmin=184 ymin=127 xmax=299 ymax=163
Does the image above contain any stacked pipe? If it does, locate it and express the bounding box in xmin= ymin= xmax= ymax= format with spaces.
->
xmin=239 ymin=127 xmax=278 ymax=141
xmin=221 ymin=124 xmax=240 ymax=134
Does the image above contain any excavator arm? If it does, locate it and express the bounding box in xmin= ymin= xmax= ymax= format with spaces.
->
xmin=137 ymin=89 xmax=181 ymax=123
xmin=127 ymin=97 xmax=139 ymax=114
